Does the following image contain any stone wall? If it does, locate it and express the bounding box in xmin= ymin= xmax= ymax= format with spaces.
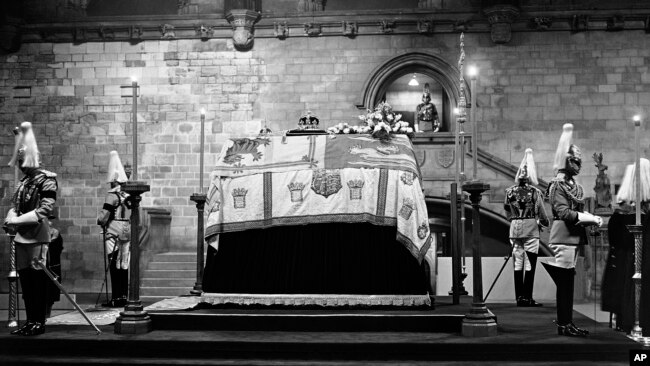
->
xmin=1 ymin=29 xmax=649 ymax=292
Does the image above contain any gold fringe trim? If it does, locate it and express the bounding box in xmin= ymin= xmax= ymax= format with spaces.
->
xmin=200 ymin=293 xmax=431 ymax=307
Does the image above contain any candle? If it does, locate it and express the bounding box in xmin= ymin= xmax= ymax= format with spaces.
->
xmin=131 ymin=76 xmax=138 ymax=181
xmin=414 ymin=123 xmax=419 ymax=133
xmin=633 ymin=115 xmax=642 ymax=225
xmin=200 ymin=108 xmax=206 ymax=193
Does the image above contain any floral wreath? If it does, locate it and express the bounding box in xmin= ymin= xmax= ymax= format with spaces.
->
xmin=327 ymin=102 xmax=414 ymax=141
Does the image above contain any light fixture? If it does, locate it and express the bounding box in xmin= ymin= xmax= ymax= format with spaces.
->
xmin=468 ymin=65 xmax=478 ymax=79
xmin=633 ymin=115 xmax=641 ymax=122
xmin=408 ymin=74 xmax=419 ymax=86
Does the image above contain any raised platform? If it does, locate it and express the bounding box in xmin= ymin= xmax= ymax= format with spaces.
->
xmin=0 ymin=297 xmax=641 ymax=365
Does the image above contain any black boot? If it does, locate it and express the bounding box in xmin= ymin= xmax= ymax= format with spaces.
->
xmin=514 ymin=270 xmax=526 ymax=306
xmin=20 ymin=322 xmax=45 ymax=336
xmin=523 ymin=252 xmax=542 ymax=307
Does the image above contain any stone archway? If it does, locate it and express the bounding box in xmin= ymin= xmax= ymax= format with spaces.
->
xmin=356 ymin=52 xmax=470 ymax=132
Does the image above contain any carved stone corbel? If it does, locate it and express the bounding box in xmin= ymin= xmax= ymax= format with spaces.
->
xmin=606 ymin=15 xmax=625 ymax=31
xmin=342 ymin=21 xmax=357 ymax=37
xmin=304 ymin=23 xmax=322 ymax=37
xmin=99 ymin=27 xmax=115 ymax=41
xmin=196 ymin=25 xmax=214 ymax=40
xmin=571 ymin=15 xmax=589 ymax=32
xmin=274 ymin=22 xmax=289 ymax=39
xmin=453 ymin=20 xmax=469 ymax=32
xmin=73 ymin=27 xmax=87 ymax=44
xmin=130 ymin=26 xmax=143 ymax=43
xmin=483 ymin=4 xmax=519 ymax=44
xmin=161 ymin=24 xmax=176 ymax=39
xmin=225 ymin=9 xmax=260 ymax=50
xmin=379 ymin=20 xmax=395 ymax=34
xmin=530 ymin=16 xmax=552 ymax=31
xmin=417 ymin=19 xmax=434 ymax=34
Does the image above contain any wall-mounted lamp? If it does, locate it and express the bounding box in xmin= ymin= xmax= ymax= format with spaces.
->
xmin=408 ymin=74 xmax=419 ymax=86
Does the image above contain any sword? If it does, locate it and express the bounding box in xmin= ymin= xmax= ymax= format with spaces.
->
xmin=484 ymin=251 xmax=512 ymax=303
xmin=6 ymin=126 xmax=21 ymax=328
xmin=33 ymin=259 xmax=102 ymax=335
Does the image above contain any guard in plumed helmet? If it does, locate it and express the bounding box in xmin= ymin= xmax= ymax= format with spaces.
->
xmin=504 ymin=148 xmax=549 ymax=307
xmin=541 ymin=123 xmax=603 ymax=337
xmin=4 ymin=122 xmax=58 ymax=336
xmin=96 ymin=151 xmax=131 ymax=308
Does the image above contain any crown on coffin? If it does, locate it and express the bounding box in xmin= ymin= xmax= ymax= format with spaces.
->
xmin=232 ymin=188 xmax=248 ymax=197
xmin=287 ymin=182 xmax=305 ymax=191
xmin=347 ymin=179 xmax=365 ymax=189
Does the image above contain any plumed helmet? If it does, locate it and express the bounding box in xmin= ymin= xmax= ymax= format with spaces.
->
xmin=616 ymin=158 xmax=650 ymax=205
xmin=106 ymin=150 xmax=128 ymax=183
xmin=515 ymin=148 xmax=538 ymax=185
xmin=552 ymin=123 xmax=582 ymax=174
xmin=9 ymin=122 xmax=40 ymax=168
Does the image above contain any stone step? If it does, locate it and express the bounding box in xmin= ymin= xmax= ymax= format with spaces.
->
xmin=141 ymin=295 xmax=182 ymax=305
xmin=141 ymin=278 xmax=196 ymax=288
xmin=148 ymin=261 xmax=195 ymax=270
xmin=151 ymin=252 xmax=198 ymax=262
xmin=142 ymin=269 xmax=196 ymax=279
xmin=140 ymin=286 xmax=191 ymax=297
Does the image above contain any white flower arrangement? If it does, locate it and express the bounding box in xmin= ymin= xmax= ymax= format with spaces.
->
xmin=328 ymin=102 xmax=414 ymax=140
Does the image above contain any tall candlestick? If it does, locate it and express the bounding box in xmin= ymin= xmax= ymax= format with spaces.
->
xmin=468 ymin=65 xmax=478 ymax=181
xmin=131 ymin=77 xmax=138 ymax=181
xmin=200 ymin=108 xmax=206 ymax=193
xmin=633 ymin=115 xmax=642 ymax=225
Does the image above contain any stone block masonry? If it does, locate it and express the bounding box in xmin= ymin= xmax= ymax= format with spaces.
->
xmin=1 ymin=30 xmax=649 ymax=293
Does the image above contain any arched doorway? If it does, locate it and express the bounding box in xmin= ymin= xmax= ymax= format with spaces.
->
xmin=356 ymin=52 xmax=470 ymax=133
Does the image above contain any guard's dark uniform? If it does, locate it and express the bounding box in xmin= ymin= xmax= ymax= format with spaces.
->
xmin=6 ymin=168 xmax=58 ymax=335
xmin=504 ymin=182 xmax=548 ymax=306
xmin=97 ymin=185 xmax=130 ymax=307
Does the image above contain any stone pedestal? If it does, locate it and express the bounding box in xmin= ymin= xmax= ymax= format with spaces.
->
xmin=461 ymin=181 xmax=497 ymax=337
xmin=190 ymin=193 xmax=207 ymax=296
xmin=114 ymin=181 xmax=152 ymax=334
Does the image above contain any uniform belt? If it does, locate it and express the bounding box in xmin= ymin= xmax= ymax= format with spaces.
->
xmin=509 ymin=217 xmax=536 ymax=220
xmin=112 ymin=219 xmax=130 ymax=222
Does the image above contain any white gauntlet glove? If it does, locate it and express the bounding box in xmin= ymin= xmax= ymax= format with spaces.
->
xmin=577 ymin=212 xmax=603 ymax=227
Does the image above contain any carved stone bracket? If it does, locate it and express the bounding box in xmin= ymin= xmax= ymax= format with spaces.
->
xmin=571 ymin=15 xmax=589 ymax=32
xmin=274 ymin=22 xmax=289 ymax=39
xmin=161 ymin=24 xmax=176 ymax=39
xmin=196 ymin=24 xmax=214 ymax=40
xmin=483 ymin=4 xmax=519 ymax=44
xmin=379 ymin=20 xmax=395 ymax=34
xmin=417 ymin=19 xmax=434 ymax=34
xmin=304 ymin=23 xmax=322 ymax=36
xmin=530 ymin=16 xmax=552 ymax=31
xmin=73 ymin=28 xmax=87 ymax=44
xmin=453 ymin=20 xmax=469 ymax=32
xmin=606 ymin=15 xmax=625 ymax=31
xmin=225 ymin=9 xmax=260 ymax=50
xmin=130 ymin=26 xmax=143 ymax=43
xmin=342 ymin=21 xmax=357 ymax=37
xmin=99 ymin=27 xmax=115 ymax=41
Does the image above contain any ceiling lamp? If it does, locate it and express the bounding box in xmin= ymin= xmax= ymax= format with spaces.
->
xmin=408 ymin=74 xmax=419 ymax=86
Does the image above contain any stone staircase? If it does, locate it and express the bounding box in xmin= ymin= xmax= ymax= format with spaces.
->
xmin=140 ymin=252 xmax=197 ymax=304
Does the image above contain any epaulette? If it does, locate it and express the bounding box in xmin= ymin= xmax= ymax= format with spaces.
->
xmin=40 ymin=169 xmax=57 ymax=178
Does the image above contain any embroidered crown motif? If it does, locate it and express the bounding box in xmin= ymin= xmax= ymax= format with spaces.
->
xmin=287 ymin=182 xmax=305 ymax=191
xmin=347 ymin=179 xmax=365 ymax=189
xmin=399 ymin=198 xmax=415 ymax=220
xmin=232 ymin=188 xmax=248 ymax=197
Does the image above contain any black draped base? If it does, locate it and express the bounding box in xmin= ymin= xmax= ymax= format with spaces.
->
xmin=202 ymin=223 xmax=429 ymax=295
